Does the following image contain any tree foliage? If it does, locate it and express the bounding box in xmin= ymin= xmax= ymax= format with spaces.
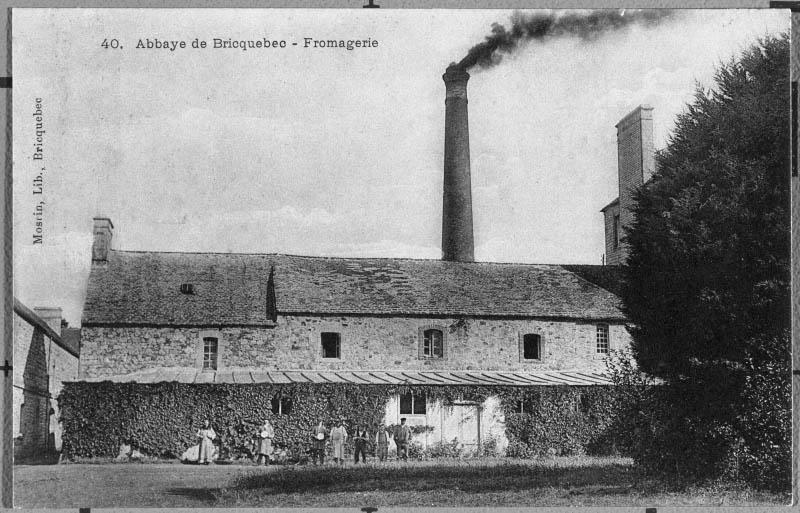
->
xmin=621 ymin=34 xmax=790 ymax=488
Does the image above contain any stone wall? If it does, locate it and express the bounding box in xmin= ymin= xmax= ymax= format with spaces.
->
xmin=603 ymin=203 xmax=622 ymax=266
xmin=80 ymin=316 xmax=631 ymax=377
xmin=13 ymin=308 xmax=79 ymax=456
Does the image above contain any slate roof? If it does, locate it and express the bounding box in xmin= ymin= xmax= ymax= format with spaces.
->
xmin=13 ymin=298 xmax=80 ymax=358
xmin=61 ymin=327 xmax=82 ymax=356
xmin=83 ymin=250 xmax=626 ymax=326
xmin=75 ymin=368 xmax=612 ymax=386
xmin=600 ymin=197 xmax=620 ymax=212
xmin=561 ymin=265 xmax=626 ymax=299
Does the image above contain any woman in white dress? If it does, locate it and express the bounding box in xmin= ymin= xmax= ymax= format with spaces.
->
xmin=329 ymin=419 xmax=348 ymax=464
xmin=196 ymin=419 xmax=216 ymax=465
xmin=256 ymin=419 xmax=275 ymax=466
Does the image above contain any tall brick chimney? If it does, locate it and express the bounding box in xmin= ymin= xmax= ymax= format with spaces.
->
xmin=615 ymin=105 xmax=654 ymax=262
xmin=441 ymin=64 xmax=474 ymax=262
xmin=92 ymin=217 xmax=114 ymax=262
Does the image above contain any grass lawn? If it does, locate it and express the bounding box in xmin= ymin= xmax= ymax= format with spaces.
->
xmin=14 ymin=456 xmax=789 ymax=508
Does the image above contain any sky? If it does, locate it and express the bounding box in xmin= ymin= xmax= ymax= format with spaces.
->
xmin=12 ymin=8 xmax=789 ymax=325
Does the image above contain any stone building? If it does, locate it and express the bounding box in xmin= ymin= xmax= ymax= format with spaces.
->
xmin=601 ymin=105 xmax=657 ymax=265
xmin=13 ymin=299 xmax=80 ymax=458
xmin=73 ymin=68 xmax=645 ymax=455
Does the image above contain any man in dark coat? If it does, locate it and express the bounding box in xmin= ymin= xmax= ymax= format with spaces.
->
xmin=394 ymin=418 xmax=412 ymax=461
xmin=353 ymin=424 xmax=370 ymax=463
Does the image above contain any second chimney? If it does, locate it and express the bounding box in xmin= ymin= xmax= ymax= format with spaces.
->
xmin=92 ymin=217 xmax=114 ymax=262
xmin=34 ymin=306 xmax=62 ymax=337
xmin=441 ymin=65 xmax=475 ymax=262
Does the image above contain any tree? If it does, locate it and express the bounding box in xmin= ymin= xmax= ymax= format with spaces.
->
xmin=621 ymin=34 xmax=790 ymax=487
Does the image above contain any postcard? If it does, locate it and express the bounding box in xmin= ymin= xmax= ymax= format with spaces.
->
xmin=10 ymin=7 xmax=792 ymax=508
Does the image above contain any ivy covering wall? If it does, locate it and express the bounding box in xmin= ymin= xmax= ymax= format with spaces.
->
xmin=58 ymin=382 xmax=620 ymax=460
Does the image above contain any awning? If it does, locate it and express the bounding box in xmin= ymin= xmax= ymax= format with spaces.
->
xmin=73 ymin=368 xmax=612 ymax=386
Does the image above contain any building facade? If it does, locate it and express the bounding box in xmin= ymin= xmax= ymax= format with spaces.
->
xmin=13 ymin=299 xmax=80 ymax=458
xmin=70 ymin=71 xmax=644 ymax=457
xmin=77 ymin=219 xmax=629 ymax=455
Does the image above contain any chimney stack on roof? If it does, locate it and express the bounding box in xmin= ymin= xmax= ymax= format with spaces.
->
xmin=92 ymin=217 xmax=114 ymax=262
xmin=441 ymin=64 xmax=475 ymax=263
xmin=33 ymin=306 xmax=62 ymax=337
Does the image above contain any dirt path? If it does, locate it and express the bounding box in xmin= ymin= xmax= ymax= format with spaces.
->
xmin=15 ymin=463 xmax=257 ymax=508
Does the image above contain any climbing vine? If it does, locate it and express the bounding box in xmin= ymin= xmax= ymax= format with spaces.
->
xmin=58 ymin=382 xmax=620 ymax=460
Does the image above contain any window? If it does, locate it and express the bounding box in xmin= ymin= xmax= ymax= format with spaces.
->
xmin=399 ymin=393 xmax=427 ymax=415
xmin=612 ymin=214 xmax=620 ymax=249
xmin=180 ymin=283 xmax=195 ymax=294
xmin=580 ymin=394 xmax=590 ymax=414
xmin=422 ymin=329 xmax=444 ymax=358
xmin=321 ymin=332 xmax=341 ymax=359
xmin=271 ymin=396 xmax=292 ymax=415
xmin=418 ymin=325 xmax=447 ymax=359
xmin=522 ymin=334 xmax=541 ymax=360
xmin=515 ymin=399 xmax=535 ymax=414
xmin=202 ymin=337 xmax=218 ymax=370
xmin=596 ymin=324 xmax=610 ymax=354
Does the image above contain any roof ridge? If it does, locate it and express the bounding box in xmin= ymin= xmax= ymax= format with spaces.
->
xmin=107 ymin=249 xmax=584 ymax=267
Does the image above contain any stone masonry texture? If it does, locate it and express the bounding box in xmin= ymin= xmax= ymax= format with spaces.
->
xmin=80 ymin=315 xmax=630 ymax=378
xmin=13 ymin=308 xmax=79 ymax=456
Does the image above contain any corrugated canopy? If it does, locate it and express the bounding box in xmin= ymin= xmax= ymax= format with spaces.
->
xmin=74 ymin=368 xmax=612 ymax=386
xmin=83 ymin=251 xmax=625 ymax=325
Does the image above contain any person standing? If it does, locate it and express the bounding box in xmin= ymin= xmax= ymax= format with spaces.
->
xmin=353 ymin=424 xmax=370 ymax=464
xmin=255 ymin=419 xmax=275 ymax=466
xmin=196 ymin=419 xmax=216 ymax=465
xmin=375 ymin=422 xmax=390 ymax=462
xmin=311 ymin=421 xmax=327 ymax=465
xmin=330 ymin=419 xmax=348 ymax=464
xmin=394 ymin=417 xmax=412 ymax=461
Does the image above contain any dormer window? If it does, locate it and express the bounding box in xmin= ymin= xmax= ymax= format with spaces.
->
xmin=180 ymin=283 xmax=195 ymax=294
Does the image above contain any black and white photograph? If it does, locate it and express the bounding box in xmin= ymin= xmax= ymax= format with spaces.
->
xmin=9 ymin=7 xmax=792 ymax=507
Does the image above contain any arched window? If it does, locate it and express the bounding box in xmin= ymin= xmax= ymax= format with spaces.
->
xmin=422 ymin=329 xmax=444 ymax=358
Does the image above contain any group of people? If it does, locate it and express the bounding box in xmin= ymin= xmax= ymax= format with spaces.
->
xmin=311 ymin=417 xmax=413 ymax=464
xmin=195 ymin=417 xmax=414 ymax=465
xmin=195 ymin=418 xmax=276 ymax=465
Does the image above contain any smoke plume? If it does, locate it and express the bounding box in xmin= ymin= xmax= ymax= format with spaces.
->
xmin=457 ymin=9 xmax=678 ymax=70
